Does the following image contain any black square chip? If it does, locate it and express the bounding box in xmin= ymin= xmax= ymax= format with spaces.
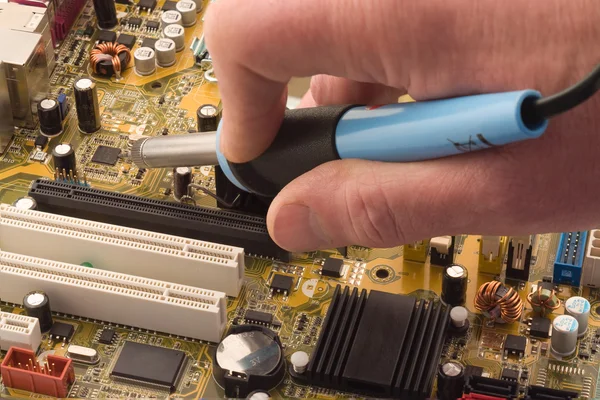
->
xmin=501 ymin=368 xmax=519 ymax=381
xmin=98 ymin=29 xmax=117 ymax=43
xmin=141 ymin=37 xmax=157 ymax=49
xmin=99 ymin=328 xmax=116 ymax=344
xmin=50 ymin=322 xmax=75 ymax=341
xmin=270 ymin=274 xmax=294 ymax=294
xmin=111 ymin=341 xmax=186 ymax=391
xmin=117 ymin=33 xmax=136 ymax=49
xmin=138 ymin=0 xmax=157 ymax=10
xmin=146 ymin=20 xmax=160 ymax=30
xmin=504 ymin=334 xmax=527 ymax=356
xmin=92 ymin=145 xmax=121 ymax=165
xmin=529 ymin=317 xmax=551 ymax=338
xmin=162 ymin=0 xmax=177 ymax=10
xmin=322 ymin=257 xmax=345 ymax=278
xmin=128 ymin=17 xmax=142 ymax=28
xmin=245 ymin=310 xmax=273 ymax=325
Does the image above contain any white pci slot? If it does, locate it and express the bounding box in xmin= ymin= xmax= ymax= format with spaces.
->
xmin=0 ymin=252 xmax=227 ymax=342
xmin=0 ymin=312 xmax=42 ymax=351
xmin=0 ymin=204 xmax=244 ymax=296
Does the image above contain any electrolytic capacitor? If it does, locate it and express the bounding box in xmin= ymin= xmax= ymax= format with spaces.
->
xmin=442 ymin=263 xmax=468 ymax=306
xmin=134 ymin=47 xmax=156 ymax=76
xmin=163 ymin=24 xmax=185 ymax=52
xmin=551 ymin=315 xmax=579 ymax=357
xmin=74 ymin=78 xmax=101 ymax=133
xmin=37 ymin=98 xmax=63 ymax=137
xmin=197 ymin=104 xmax=221 ymax=132
xmin=155 ymin=38 xmax=177 ymax=67
xmin=161 ymin=10 xmax=182 ymax=27
xmin=175 ymin=0 xmax=197 ymax=27
xmin=92 ymin=0 xmax=117 ymax=29
xmin=449 ymin=306 xmax=470 ymax=335
xmin=52 ymin=143 xmax=77 ymax=178
xmin=23 ymin=290 xmax=53 ymax=332
xmin=173 ymin=166 xmax=193 ymax=199
xmin=437 ymin=361 xmax=465 ymax=400
xmin=564 ymin=296 xmax=590 ymax=337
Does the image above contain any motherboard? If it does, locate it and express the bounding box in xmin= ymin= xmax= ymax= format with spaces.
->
xmin=1 ymin=0 xmax=600 ymax=399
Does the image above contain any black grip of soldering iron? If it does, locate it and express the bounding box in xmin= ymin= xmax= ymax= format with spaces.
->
xmin=227 ymin=105 xmax=355 ymax=197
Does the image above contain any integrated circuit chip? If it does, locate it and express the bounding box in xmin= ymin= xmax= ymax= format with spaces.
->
xmin=117 ymin=33 xmax=136 ymax=50
xmin=245 ymin=310 xmax=273 ymax=325
xmin=138 ymin=0 xmax=157 ymax=10
xmin=270 ymin=274 xmax=294 ymax=294
xmin=504 ymin=334 xmax=527 ymax=356
xmin=146 ymin=20 xmax=160 ymax=30
xmin=98 ymin=30 xmax=117 ymax=43
xmin=111 ymin=341 xmax=186 ymax=391
xmin=92 ymin=145 xmax=121 ymax=165
xmin=501 ymin=368 xmax=519 ymax=381
xmin=50 ymin=322 xmax=75 ymax=341
xmin=128 ymin=17 xmax=142 ymax=28
xmin=322 ymin=257 xmax=345 ymax=278
xmin=529 ymin=317 xmax=551 ymax=338
xmin=161 ymin=0 xmax=177 ymax=10
xmin=99 ymin=328 xmax=116 ymax=344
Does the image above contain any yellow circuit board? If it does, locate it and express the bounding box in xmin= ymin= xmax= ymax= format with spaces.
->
xmin=1 ymin=1 xmax=600 ymax=399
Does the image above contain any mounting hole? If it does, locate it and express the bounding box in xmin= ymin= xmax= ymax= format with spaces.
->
xmin=375 ymin=269 xmax=389 ymax=279
xmin=151 ymin=82 xmax=162 ymax=89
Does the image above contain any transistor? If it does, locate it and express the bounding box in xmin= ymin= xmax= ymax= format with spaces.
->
xmin=504 ymin=334 xmax=527 ymax=357
xmin=137 ymin=0 xmax=157 ymax=11
xmin=117 ymin=33 xmax=136 ymax=50
xmin=98 ymin=30 xmax=117 ymax=43
xmin=50 ymin=322 xmax=75 ymax=342
xmin=321 ymin=257 xmax=345 ymax=278
xmin=270 ymin=274 xmax=294 ymax=295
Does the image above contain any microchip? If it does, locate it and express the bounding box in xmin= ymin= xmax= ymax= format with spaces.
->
xmin=245 ymin=310 xmax=273 ymax=325
xmin=98 ymin=30 xmax=117 ymax=43
xmin=322 ymin=257 xmax=345 ymax=278
xmin=92 ymin=145 xmax=121 ymax=165
xmin=111 ymin=341 xmax=186 ymax=391
xmin=504 ymin=334 xmax=527 ymax=356
xmin=529 ymin=317 xmax=551 ymax=338
xmin=162 ymin=0 xmax=177 ymax=10
xmin=117 ymin=33 xmax=136 ymax=49
xmin=99 ymin=328 xmax=116 ymax=344
xmin=128 ymin=17 xmax=142 ymax=28
xmin=501 ymin=368 xmax=519 ymax=381
xmin=465 ymin=365 xmax=483 ymax=378
xmin=50 ymin=322 xmax=75 ymax=341
xmin=84 ymin=24 xmax=95 ymax=37
xmin=137 ymin=0 xmax=157 ymax=10
xmin=146 ymin=20 xmax=160 ymax=30
xmin=270 ymin=274 xmax=294 ymax=294
xmin=34 ymin=135 xmax=49 ymax=149
xmin=141 ymin=37 xmax=157 ymax=50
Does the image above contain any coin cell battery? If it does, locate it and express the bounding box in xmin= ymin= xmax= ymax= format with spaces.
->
xmin=163 ymin=24 xmax=185 ymax=52
xmin=134 ymin=47 xmax=156 ymax=76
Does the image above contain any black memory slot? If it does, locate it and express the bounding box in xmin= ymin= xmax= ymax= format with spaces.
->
xmin=28 ymin=179 xmax=289 ymax=260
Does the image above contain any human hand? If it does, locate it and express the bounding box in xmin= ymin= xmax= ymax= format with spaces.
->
xmin=204 ymin=0 xmax=600 ymax=251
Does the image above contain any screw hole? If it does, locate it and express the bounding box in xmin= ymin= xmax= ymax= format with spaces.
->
xmin=375 ymin=268 xmax=389 ymax=279
xmin=151 ymin=82 xmax=162 ymax=89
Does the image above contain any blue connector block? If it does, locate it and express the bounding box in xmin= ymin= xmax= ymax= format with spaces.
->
xmin=553 ymin=231 xmax=588 ymax=286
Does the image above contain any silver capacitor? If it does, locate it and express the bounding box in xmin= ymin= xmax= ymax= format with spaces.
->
xmin=155 ymin=38 xmax=177 ymax=67
xmin=175 ymin=0 xmax=197 ymax=27
xmin=134 ymin=47 xmax=156 ymax=76
xmin=564 ymin=296 xmax=590 ymax=337
xmin=161 ymin=10 xmax=182 ymax=27
xmin=551 ymin=315 xmax=579 ymax=357
xmin=163 ymin=24 xmax=185 ymax=52
xmin=191 ymin=0 xmax=202 ymax=13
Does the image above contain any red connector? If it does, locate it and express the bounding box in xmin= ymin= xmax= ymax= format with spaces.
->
xmin=1 ymin=347 xmax=75 ymax=398
xmin=462 ymin=394 xmax=508 ymax=400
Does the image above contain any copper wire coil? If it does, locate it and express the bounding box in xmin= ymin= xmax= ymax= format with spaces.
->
xmin=474 ymin=280 xmax=523 ymax=323
xmin=526 ymin=285 xmax=561 ymax=310
xmin=90 ymin=42 xmax=132 ymax=77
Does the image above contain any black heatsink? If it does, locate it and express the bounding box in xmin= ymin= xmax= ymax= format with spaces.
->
xmin=302 ymin=285 xmax=449 ymax=399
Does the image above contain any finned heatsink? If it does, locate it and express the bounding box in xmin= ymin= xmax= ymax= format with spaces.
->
xmin=0 ymin=252 xmax=227 ymax=342
xmin=0 ymin=204 xmax=243 ymax=296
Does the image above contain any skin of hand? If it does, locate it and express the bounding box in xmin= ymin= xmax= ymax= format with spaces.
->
xmin=204 ymin=0 xmax=600 ymax=252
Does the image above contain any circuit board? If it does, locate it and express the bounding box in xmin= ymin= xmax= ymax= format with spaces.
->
xmin=1 ymin=1 xmax=600 ymax=399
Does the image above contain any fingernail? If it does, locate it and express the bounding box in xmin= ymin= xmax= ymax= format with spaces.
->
xmin=271 ymin=204 xmax=330 ymax=251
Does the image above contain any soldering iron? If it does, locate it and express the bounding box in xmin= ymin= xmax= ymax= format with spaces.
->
xmin=132 ymin=63 xmax=600 ymax=197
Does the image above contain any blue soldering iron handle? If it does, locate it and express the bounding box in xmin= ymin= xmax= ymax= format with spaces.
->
xmin=217 ymin=90 xmax=548 ymax=197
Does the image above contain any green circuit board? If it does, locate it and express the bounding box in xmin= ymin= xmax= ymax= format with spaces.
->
xmin=1 ymin=0 xmax=600 ymax=399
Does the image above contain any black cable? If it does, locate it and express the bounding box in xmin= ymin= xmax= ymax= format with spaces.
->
xmin=524 ymin=62 xmax=600 ymax=123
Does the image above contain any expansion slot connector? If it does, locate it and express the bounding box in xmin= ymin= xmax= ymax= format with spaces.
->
xmin=0 ymin=312 xmax=42 ymax=351
xmin=27 ymin=179 xmax=289 ymax=261
xmin=0 ymin=204 xmax=243 ymax=296
xmin=0 ymin=252 xmax=227 ymax=342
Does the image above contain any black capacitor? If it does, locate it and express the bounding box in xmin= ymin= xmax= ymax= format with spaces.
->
xmin=441 ymin=263 xmax=468 ymax=306
xmin=437 ymin=361 xmax=465 ymax=400
xmin=173 ymin=166 xmax=193 ymax=199
xmin=23 ymin=290 xmax=53 ymax=332
xmin=37 ymin=98 xmax=63 ymax=137
xmin=92 ymin=0 xmax=118 ymax=29
xmin=52 ymin=143 xmax=77 ymax=176
xmin=74 ymin=78 xmax=101 ymax=133
xmin=196 ymin=104 xmax=221 ymax=132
